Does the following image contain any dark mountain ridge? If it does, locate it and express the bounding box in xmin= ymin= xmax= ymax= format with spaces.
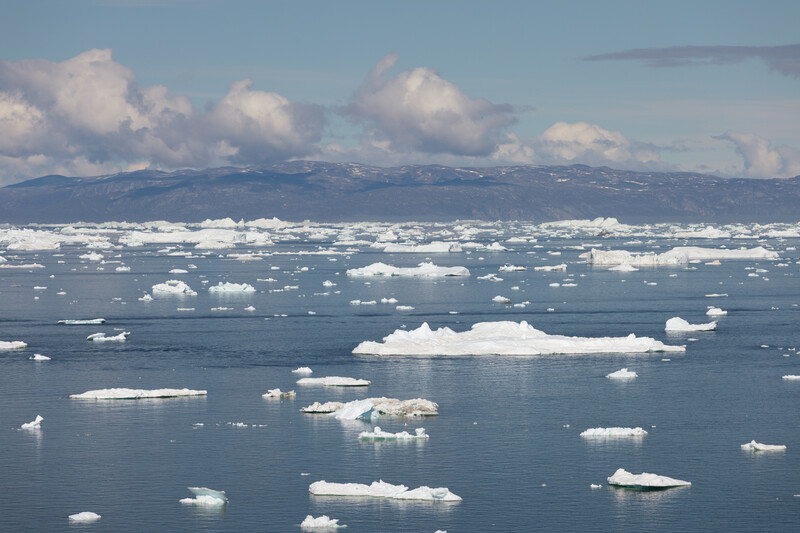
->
xmin=0 ymin=161 xmax=798 ymax=223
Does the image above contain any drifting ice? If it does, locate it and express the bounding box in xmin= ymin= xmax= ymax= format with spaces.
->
xmin=665 ymin=317 xmax=716 ymax=332
xmin=381 ymin=242 xmax=462 ymax=253
xmin=69 ymin=512 xmax=101 ymax=522
xmin=332 ymin=399 xmax=376 ymax=420
xmin=292 ymin=367 xmax=313 ymax=374
xmin=58 ymin=318 xmax=105 ymax=325
xmin=301 ymin=515 xmax=346 ymax=529
xmin=209 ymin=282 xmax=256 ymax=293
xmin=309 ymin=480 xmax=461 ymax=501
xmin=152 ymin=280 xmax=197 ymax=295
xmin=0 ymin=340 xmax=27 ymax=350
xmin=87 ymin=331 xmax=130 ymax=342
xmin=262 ymin=388 xmax=296 ymax=398
xmin=584 ymin=246 xmax=778 ymax=266
xmin=346 ymin=262 xmax=469 ymax=277
xmin=20 ymin=415 xmax=43 ymax=430
xmin=607 ymin=468 xmax=690 ymax=489
xmin=606 ymin=368 xmax=637 ymax=379
xmin=782 ymin=375 xmax=800 ymax=380
xmin=302 ymin=397 xmax=438 ymax=417
xmin=359 ymin=426 xmax=429 ymax=440
xmin=30 ymin=353 xmax=50 ymax=360
xmin=580 ymin=427 xmax=647 ymax=438
xmin=70 ymin=388 xmax=207 ymax=399
xmin=297 ymin=376 xmax=370 ymax=387
xmin=740 ymin=440 xmax=786 ymax=452
xmin=180 ymin=487 xmax=228 ymax=506
xmin=706 ymin=307 xmax=727 ymax=316
xmin=353 ymin=321 xmax=685 ymax=356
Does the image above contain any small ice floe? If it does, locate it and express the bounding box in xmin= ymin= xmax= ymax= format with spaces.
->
xmin=323 ymin=280 xmax=336 ymax=287
xmin=208 ymin=282 xmax=256 ymax=293
xmin=382 ymin=241 xmax=462 ymax=253
xmin=169 ymin=268 xmax=188 ymax=274
xmin=0 ymin=340 xmax=28 ymax=350
xmin=608 ymin=262 xmax=638 ymax=272
xmin=665 ymin=317 xmax=716 ymax=332
xmin=262 ymin=388 xmax=296 ymax=399
xmin=396 ymin=305 xmax=415 ymax=311
xmin=180 ymin=487 xmax=228 ymax=506
xmin=381 ymin=297 xmax=398 ymax=304
xmin=607 ymin=468 xmax=690 ymax=489
xmin=606 ymin=368 xmax=637 ymax=379
xmin=580 ymin=427 xmax=647 ymax=438
xmin=499 ymin=264 xmax=526 ymax=272
xmin=492 ymin=295 xmax=511 ymax=304
xmin=30 ymin=353 xmax=50 ymax=361
xmin=590 ymin=484 xmax=602 ymax=489
xmin=210 ymin=307 xmax=233 ymax=311
xmin=297 ymin=376 xmax=370 ymax=387
xmin=138 ymin=293 xmax=153 ymax=301
xmin=782 ymin=375 xmax=800 ymax=380
xmin=68 ymin=512 xmax=101 ymax=522
xmin=115 ymin=266 xmax=131 ymax=272
xmin=33 ymin=286 xmax=47 ymax=290
xmin=706 ymin=307 xmax=727 ymax=316
xmin=70 ymin=388 xmax=207 ymax=400
xmin=302 ymin=398 xmax=438 ymax=417
xmin=548 ymin=282 xmax=560 ymax=287
xmin=152 ymin=280 xmax=197 ymax=295
xmin=333 ymin=399 xmax=377 ymax=420
xmin=58 ymin=318 xmax=105 ymax=325
xmin=534 ymin=263 xmax=567 ymax=272
xmin=705 ymin=293 xmax=728 ymax=298
xmin=740 ymin=440 xmax=786 ymax=452
xmin=359 ymin=426 xmax=429 ymax=440
xmin=350 ymin=300 xmax=377 ymax=306
xmin=477 ymin=273 xmax=503 ymax=282
xmin=20 ymin=415 xmax=43 ymax=430
xmin=346 ymin=262 xmax=469 ymax=277
xmin=308 ymin=480 xmax=461 ymax=501
xmin=244 ymin=305 xmax=256 ymax=311
xmin=300 ymin=515 xmax=346 ymax=529
xmin=86 ymin=331 xmax=130 ymax=342
xmin=292 ymin=366 xmax=313 ymax=374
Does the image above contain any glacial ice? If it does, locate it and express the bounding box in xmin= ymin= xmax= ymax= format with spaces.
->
xmin=782 ymin=375 xmax=800 ymax=380
xmin=301 ymin=397 xmax=438 ymax=417
xmin=68 ymin=512 xmax=101 ymax=522
xmin=359 ymin=426 xmax=429 ymax=440
xmin=0 ymin=340 xmax=27 ymax=350
xmin=332 ymin=399 xmax=376 ymax=420
xmin=353 ymin=321 xmax=685 ymax=356
xmin=381 ymin=242 xmax=462 ymax=253
xmin=70 ymin=388 xmax=207 ymax=399
xmin=580 ymin=427 xmax=647 ymax=438
xmin=740 ymin=440 xmax=787 ymax=452
xmin=346 ymin=262 xmax=469 ymax=277
xmin=533 ymin=263 xmax=567 ymax=271
xmin=86 ymin=331 xmax=130 ymax=342
xmin=499 ymin=264 xmax=527 ymax=272
xmin=20 ymin=415 xmax=43 ymax=430
xmin=584 ymin=246 xmax=778 ymax=266
xmin=308 ymin=480 xmax=461 ymax=501
xmin=300 ymin=515 xmax=346 ymax=529
xmin=292 ymin=367 xmax=313 ymax=374
xmin=606 ymin=368 xmax=637 ymax=379
xmin=180 ymin=487 xmax=228 ymax=505
xmin=665 ymin=317 xmax=716 ymax=332
xmin=208 ymin=282 xmax=256 ymax=293
xmin=30 ymin=353 xmax=51 ymax=361
xmin=607 ymin=468 xmax=690 ymax=489
xmin=262 ymin=388 xmax=296 ymax=398
xmin=608 ymin=262 xmax=638 ymax=272
xmin=58 ymin=318 xmax=105 ymax=325
xmin=152 ymin=280 xmax=197 ymax=295
xmin=706 ymin=307 xmax=727 ymax=316
xmin=297 ymin=376 xmax=371 ymax=387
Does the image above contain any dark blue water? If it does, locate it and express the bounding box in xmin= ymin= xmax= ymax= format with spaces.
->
xmin=1 ymin=232 xmax=799 ymax=531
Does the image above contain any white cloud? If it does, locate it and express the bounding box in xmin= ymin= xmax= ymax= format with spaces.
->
xmin=718 ymin=130 xmax=800 ymax=178
xmin=344 ymin=53 xmax=515 ymax=156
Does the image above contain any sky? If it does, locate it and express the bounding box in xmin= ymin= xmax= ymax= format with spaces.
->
xmin=0 ymin=0 xmax=798 ymax=185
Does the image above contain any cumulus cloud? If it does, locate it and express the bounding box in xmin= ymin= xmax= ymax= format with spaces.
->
xmin=0 ymin=49 xmax=323 ymax=184
xmin=718 ymin=130 xmax=800 ymax=178
xmin=583 ymin=44 xmax=800 ymax=78
xmin=343 ymin=53 xmax=516 ymax=156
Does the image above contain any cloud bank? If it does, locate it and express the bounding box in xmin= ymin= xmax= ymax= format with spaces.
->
xmin=718 ymin=131 xmax=800 ymax=178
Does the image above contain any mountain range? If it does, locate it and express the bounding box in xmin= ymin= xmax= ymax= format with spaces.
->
xmin=1 ymin=161 xmax=798 ymax=223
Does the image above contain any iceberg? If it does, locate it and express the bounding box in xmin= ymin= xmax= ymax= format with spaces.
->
xmin=0 ymin=340 xmax=27 ymax=350
xmin=87 ymin=331 xmax=130 ymax=342
xmin=297 ymin=376 xmax=370 ymax=387
xmin=152 ymin=280 xmax=197 ymax=295
xmin=584 ymin=246 xmax=778 ymax=267
xmin=740 ymin=440 xmax=786 ymax=452
xmin=606 ymin=368 xmax=638 ymax=379
xmin=30 ymin=353 xmax=51 ymax=361
xmin=309 ymin=480 xmax=461 ymax=501
xmin=381 ymin=242 xmax=462 ymax=253
xmin=292 ymin=366 xmax=313 ymax=374
xmin=607 ymin=468 xmax=690 ymax=489
xmin=353 ymin=321 xmax=685 ymax=356
xmin=70 ymin=388 xmax=207 ymax=400
xmin=332 ymin=399 xmax=376 ymax=420
xmin=580 ymin=427 xmax=647 ymax=438
xmin=262 ymin=388 xmax=296 ymax=398
xmin=359 ymin=426 xmax=429 ymax=440
xmin=706 ymin=307 xmax=727 ymax=316
xmin=533 ymin=263 xmax=567 ymax=272
xmin=208 ymin=282 xmax=256 ymax=293
xmin=499 ymin=264 xmax=527 ymax=272
xmin=302 ymin=398 xmax=438 ymax=417
xmin=665 ymin=317 xmax=716 ymax=332
xmin=20 ymin=415 xmax=43 ymax=430
xmin=68 ymin=512 xmax=101 ymax=522
xmin=180 ymin=487 xmax=228 ymax=506
xmin=346 ymin=262 xmax=469 ymax=277
xmin=300 ymin=515 xmax=346 ymax=529
xmin=58 ymin=318 xmax=106 ymax=325
xmin=782 ymin=375 xmax=800 ymax=380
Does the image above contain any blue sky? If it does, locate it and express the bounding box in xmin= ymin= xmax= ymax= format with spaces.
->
xmin=0 ymin=0 xmax=798 ymax=184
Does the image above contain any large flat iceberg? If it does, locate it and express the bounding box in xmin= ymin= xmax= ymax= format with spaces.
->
xmin=301 ymin=397 xmax=438 ymax=417
xmin=584 ymin=246 xmax=778 ymax=266
xmin=309 ymin=480 xmax=461 ymax=501
xmin=0 ymin=340 xmax=27 ymax=350
xmin=297 ymin=376 xmax=370 ymax=387
xmin=740 ymin=440 xmax=786 ymax=452
xmin=607 ymin=468 xmax=690 ymax=489
xmin=70 ymin=388 xmax=207 ymax=400
xmin=208 ymin=282 xmax=256 ymax=293
xmin=180 ymin=487 xmax=228 ymax=506
xmin=353 ymin=321 xmax=684 ymax=356
xmin=346 ymin=262 xmax=469 ymax=277
xmin=665 ymin=317 xmax=716 ymax=332
xmin=580 ymin=427 xmax=647 ymax=438
xmin=152 ymin=280 xmax=197 ymax=295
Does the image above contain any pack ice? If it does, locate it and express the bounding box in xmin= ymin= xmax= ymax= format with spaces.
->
xmin=353 ymin=321 xmax=684 ymax=356
xmin=607 ymin=468 xmax=690 ymax=489
xmin=70 ymin=388 xmax=207 ymax=399
xmin=346 ymin=262 xmax=469 ymax=277
xmin=308 ymin=480 xmax=461 ymax=501
xmin=665 ymin=317 xmax=717 ymax=332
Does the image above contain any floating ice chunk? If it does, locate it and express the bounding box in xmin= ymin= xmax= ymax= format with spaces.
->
xmin=87 ymin=331 xmax=130 ymax=342
xmin=30 ymin=353 xmax=50 ymax=361
xmin=308 ymin=480 xmax=461 ymax=501
xmin=262 ymin=388 xmax=296 ymax=398
xmin=608 ymin=262 xmax=638 ymax=272
xmin=665 ymin=317 xmax=716 ymax=332
xmin=585 ymin=246 xmax=778 ymax=267
xmin=353 ymin=321 xmax=684 ymax=356
xmin=782 ymin=375 xmax=800 ymax=380
xmin=499 ymin=264 xmax=526 ymax=272
xmin=70 ymin=388 xmax=207 ymax=399
xmin=359 ymin=426 xmax=429 ymax=440
xmin=152 ymin=280 xmax=197 ymax=295
xmin=477 ymin=273 xmax=503 ymax=281
xmin=58 ymin=318 xmax=105 ymax=325
xmin=590 ymin=484 xmax=602 ymax=489
xmin=580 ymin=427 xmax=647 ymax=438
xmin=606 ymin=368 xmax=637 ymax=379
xmin=607 ymin=468 xmax=690 ymax=489
xmin=69 ymin=512 xmax=101 ymax=522
xmin=20 ymin=415 xmax=43 ymax=430
xmin=382 ymin=242 xmax=462 ymax=253
xmin=297 ymin=376 xmax=370 ymax=387
xmin=292 ymin=367 xmax=313 ymax=374
xmin=396 ymin=305 xmax=415 ymax=310
xmin=322 ymin=280 xmax=336 ymax=287
xmin=706 ymin=307 xmax=727 ymax=316
xmin=333 ymin=399 xmax=376 ymax=420
xmin=79 ymin=252 xmax=104 ymax=261
xmin=302 ymin=398 xmax=438 ymax=417
xmin=346 ymin=262 xmax=469 ymax=277
xmin=705 ymin=293 xmax=728 ymax=298
xmin=115 ymin=266 xmax=131 ymax=272
xmin=492 ymin=295 xmax=511 ymax=304
xmin=300 ymin=515 xmax=346 ymax=529
xmin=208 ymin=282 xmax=256 ymax=293
xmin=138 ymin=293 xmax=153 ymax=301
xmin=169 ymin=268 xmax=188 ymax=274
xmin=533 ymin=263 xmax=567 ymax=272
xmin=180 ymin=487 xmax=228 ymax=505
xmin=740 ymin=440 xmax=786 ymax=452
xmin=244 ymin=305 xmax=256 ymax=311
xmin=381 ymin=297 xmax=398 ymax=304
xmin=0 ymin=340 xmax=27 ymax=350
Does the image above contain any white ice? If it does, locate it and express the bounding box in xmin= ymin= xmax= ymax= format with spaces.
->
xmin=782 ymin=375 xmax=800 ymax=380
xmin=359 ymin=426 xmax=429 ymax=440
xmin=606 ymin=368 xmax=637 ymax=379
xmin=30 ymin=353 xmax=51 ymax=361
xmin=332 ymin=399 xmax=376 ymax=420
xmin=20 ymin=415 xmax=43 ymax=430
xmin=262 ymin=388 xmax=296 ymax=398
xmin=308 ymin=480 xmax=461 ymax=501
xmin=0 ymin=340 xmax=27 ymax=350
xmin=292 ymin=367 xmax=313 ymax=374
xmin=533 ymin=263 xmax=567 ymax=271
xmin=152 ymin=280 xmax=197 ymax=295
xmin=607 ymin=468 xmax=690 ymax=488
xmin=180 ymin=487 xmax=228 ymax=505
xmin=380 ymin=242 xmax=462 ymax=253
xmin=608 ymin=262 xmax=638 ymax=272
xmin=297 ymin=376 xmax=370 ymax=387
xmin=301 ymin=515 xmax=346 ymax=529
xmin=301 ymin=398 xmax=438 ymax=417
xmin=353 ymin=321 xmax=685 ymax=356
xmin=706 ymin=307 xmax=727 ymax=316
xmin=584 ymin=246 xmax=778 ymax=266
xmin=86 ymin=331 xmax=130 ymax=342
xmin=68 ymin=512 xmax=101 ymax=522
xmin=70 ymin=388 xmax=207 ymax=399
xmin=665 ymin=317 xmax=716 ymax=332
xmin=208 ymin=282 xmax=256 ymax=293
xmin=346 ymin=262 xmax=469 ymax=277
xmin=58 ymin=318 xmax=105 ymax=325
xmin=580 ymin=427 xmax=647 ymax=438
xmin=740 ymin=440 xmax=787 ymax=452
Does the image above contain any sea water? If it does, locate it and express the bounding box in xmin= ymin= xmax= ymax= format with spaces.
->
xmin=1 ymin=224 xmax=799 ymax=531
